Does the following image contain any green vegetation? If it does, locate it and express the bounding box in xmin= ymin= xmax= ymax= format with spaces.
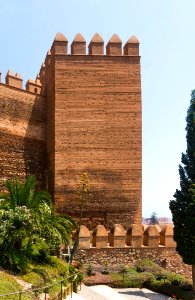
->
xmin=0 ymin=176 xmax=76 ymax=272
xmin=86 ymin=263 xmax=96 ymax=276
xmin=0 ymin=270 xmax=32 ymax=300
xmin=0 ymin=176 xmax=83 ymax=298
xmin=108 ymin=260 xmax=194 ymax=299
xmin=169 ymin=90 xmax=195 ymax=290
xmin=149 ymin=211 xmax=159 ymax=224
xmin=20 ymin=257 xmax=70 ymax=298
xmin=70 ymin=172 xmax=90 ymax=263
xmin=0 ymin=257 xmax=82 ymax=299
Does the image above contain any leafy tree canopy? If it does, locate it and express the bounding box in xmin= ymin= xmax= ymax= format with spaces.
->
xmin=0 ymin=176 xmax=76 ymax=272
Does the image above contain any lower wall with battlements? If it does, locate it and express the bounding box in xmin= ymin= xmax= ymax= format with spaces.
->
xmin=68 ymin=224 xmax=192 ymax=280
xmin=75 ymin=247 xmax=192 ymax=280
xmin=0 ymin=84 xmax=46 ymax=189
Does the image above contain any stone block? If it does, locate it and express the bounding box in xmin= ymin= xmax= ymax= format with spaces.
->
xmin=160 ymin=224 xmax=176 ymax=247
xmin=71 ymin=33 xmax=86 ymax=55
xmin=124 ymin=35 xmax=139 ymax=56
xmin=88 ymin=33 xmax=104 ymax=55
xmin=109 ymin=224 xmax=126 ymax=247
xmin=78 ymin=225 xmax=90 ymax=249
xmin=143 ymin=225 xmax=160 ymax=247
xmin=5 ymin=70 xmax=23 ymax=89
xmin=51 ymin=32 xmax=68 ymax=56
xmin=106 ymin=34 xmax=122 ymax=55
xmin=26 ymin=78 xmax=42 ymax=94
xmin=92 ymin=225 xmax=108 ymax=248
xmin=126 ymin=224 xmax=143 ymax=247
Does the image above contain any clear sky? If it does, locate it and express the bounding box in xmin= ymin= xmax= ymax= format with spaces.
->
xmin=1 ymin=0 xmax=195 ymax=218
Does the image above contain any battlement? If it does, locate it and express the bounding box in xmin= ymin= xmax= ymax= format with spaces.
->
xmin=0 ymin=32 xmax=140 ymax=95
xmin=0 ymin=70 xmax=42 ymax=95
xmin=39 ymin=32 xmax=140 ymax=81
xmin=77 ymin=224 xmax=176 ymax=249
xmin=1 ymin=32 xmax=140 ymax=94
xmin=49 ymin=32 xmax=139 ymax=56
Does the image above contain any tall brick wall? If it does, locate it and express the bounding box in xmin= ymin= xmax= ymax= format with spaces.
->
xmin=0 ymin=32 xmax=142 ymax=229
xmin=41 ymin=33 xmax=142 ymax=229
xmin=0 ymin=84 xmax=46 ymax=189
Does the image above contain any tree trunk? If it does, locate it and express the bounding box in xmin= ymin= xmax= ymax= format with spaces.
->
xmin=192 ymin=264 xmax=195 ymax=291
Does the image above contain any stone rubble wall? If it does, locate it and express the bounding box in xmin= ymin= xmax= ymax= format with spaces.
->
xmin=75 ymin=247 xmax=192 ymax=280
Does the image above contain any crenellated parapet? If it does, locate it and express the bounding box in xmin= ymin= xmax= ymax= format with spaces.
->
xmin=26 ymin=78 xmax=42 ymax=94
xmin=77 ymin=224 xmax=176 ymax=249
xmin=49 ymin=31 xmax=139 ymax=56
xmin=1 ymin=70 xmax=42 ymax=94
xmin=39 ymin=32 xmax=140 ymax=81
xmin=5 ymin=70 xmax=23 ymax=89
xmin=1 ymin=32 xmax=139 ymax=95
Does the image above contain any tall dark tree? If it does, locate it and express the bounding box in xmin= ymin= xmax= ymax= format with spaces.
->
xmin=169 ymin=90 xmax=195 ymax=290
xmin=149 ymin=212 xmax=159 ymax=225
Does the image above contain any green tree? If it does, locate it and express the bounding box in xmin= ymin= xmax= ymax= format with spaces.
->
xmin=77 ymin=172 xmax=90 ymax=227
xmin=70 ymin=172 xmax=90 ymax=263
xmin=0 ymin=176 xmax=76 ymax=272
xmin=169 ymin=90 xmax=195 ymax=290
xmin=149 ymin=212 xmax=159 ymax=225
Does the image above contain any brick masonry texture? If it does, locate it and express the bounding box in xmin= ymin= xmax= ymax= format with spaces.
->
xmin=0 ymin=33 xmax=142 ymax=229
xmin=45 ymin=54 xmax=142 ymax=229
xmin=0 ymin=84 xmax=46 ymax=189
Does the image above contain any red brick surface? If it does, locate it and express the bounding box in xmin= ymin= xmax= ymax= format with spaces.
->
xmin=0 ymin=84 xmax=46 ymax=189
xmin=0 ymin=34 xmax=142 ymax=229
xmin=42 ymin=51 xmax=142 ymax=228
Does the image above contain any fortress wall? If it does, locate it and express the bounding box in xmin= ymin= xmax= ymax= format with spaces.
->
xmin=0 ymin=83 xmax=46 ymax=189
xmin=75 ymin=247 xmax=192 ymax=280
xmin=0 ymin=32 xmax=141 ymax=228
xmin=40 ymin=61 xmax=56 ymax=194
xmin=67 ymin=224 xmax=191 ymax=279
xmin=53 ymin=53 xmax=142 ymax=228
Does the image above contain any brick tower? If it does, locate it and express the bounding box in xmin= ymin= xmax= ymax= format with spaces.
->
xmin=40 ymin=32 xmax=142 ymax=228
xmin=0 ymin=32 xmax=142 ymax=229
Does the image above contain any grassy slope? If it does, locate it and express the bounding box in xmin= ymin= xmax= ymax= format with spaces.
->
xmin=0 ymin=257 xmax=69 ymax=299
xmin=0 ymin=270 xmax=32 ymax=300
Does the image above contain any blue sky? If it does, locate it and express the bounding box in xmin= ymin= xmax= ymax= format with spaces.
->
xmin=1 ymin=0 xmax=195 ymax=218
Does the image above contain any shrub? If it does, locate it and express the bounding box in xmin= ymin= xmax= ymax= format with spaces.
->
xmin=22 ymin=271 xmax=44 ymax=288
xmin=86 ymin=264 xmax=95 ymax=276
xmin=47 ymin=256 xmax=69 ymax=277
xmin=135 ymin=259 xmax=165 ymax=275
xmin=118 ymin=264 xmax=128 ymax=274
xmin=0 ymin=176 xmax=76 ymax=273
xmin=77 ymin=272 xmax=84 ymax=283
xmin=101 ymin=261 xmax=110 ymax=275
xmin=180 ymin=283 xmax=193 ymax=291
xmin=112 ymin=270 xmax=154 ymax=288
